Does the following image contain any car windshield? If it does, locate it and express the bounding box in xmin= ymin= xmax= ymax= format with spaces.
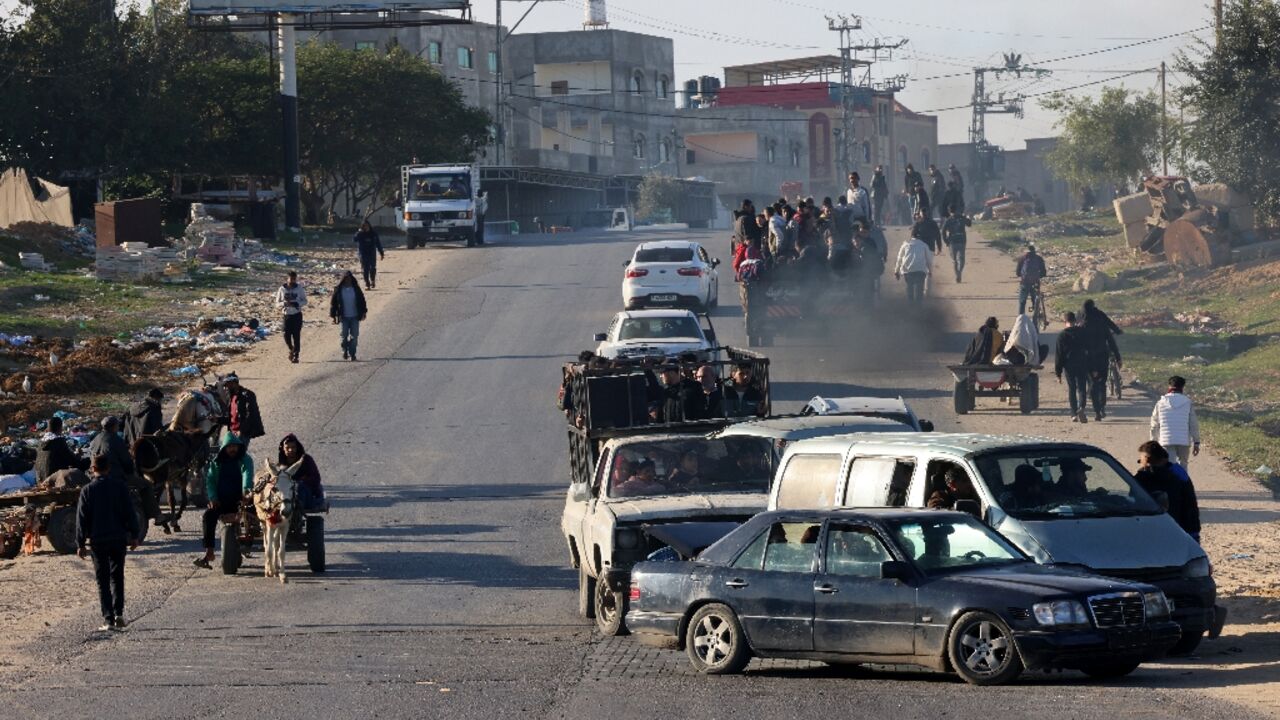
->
xmin=607 ymin=437 xmax=774 ymax=499
xmin=618 ymin=317 xmax=702 ymax=341
xmin=635 ymin=247 xmax=694 ymax=263
xmin=886 ymin=516 xmax=1026 ymax=574
xmin=409 ymin=173 xmax=470 ymax=200
xmin=973 ymin=447 xmax=1164 ymax=520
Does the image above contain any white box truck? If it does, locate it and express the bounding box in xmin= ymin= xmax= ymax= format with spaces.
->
xmin=398 ymin=164 xmax=480 ymax=247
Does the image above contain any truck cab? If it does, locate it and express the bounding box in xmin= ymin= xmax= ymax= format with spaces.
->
xmin=399 ymin=164 xmax=479 ymax=247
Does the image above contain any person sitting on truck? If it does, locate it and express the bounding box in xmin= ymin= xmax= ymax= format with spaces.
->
xmin=927 ymin=467 xmax=979 ymax=510
xmin=613 ymin=459 xmax=665 ymax=497
xmin=651 ymin=363 xmax=701 ymax=423
xmin=723 ymin=363 xmax=765 ymax=418
xmin=693 ymin=365 xmax=725 ymax=419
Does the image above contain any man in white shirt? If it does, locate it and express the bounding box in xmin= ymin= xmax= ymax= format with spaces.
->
xmin=894 ymin=234 xmax=932 ymax=305
xmin=274 ymin=270 xmax=307 ymax=364
xmin=845 ymin=172 xmax=872 ymax=226
xmin=1150 ymin=376 xmax=1201 ymax=466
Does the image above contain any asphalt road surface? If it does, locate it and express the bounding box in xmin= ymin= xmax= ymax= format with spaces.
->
xmin=1 ymin=228 xmax=1257 ymax=719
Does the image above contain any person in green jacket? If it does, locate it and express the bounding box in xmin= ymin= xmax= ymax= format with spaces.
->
xmin=193 ymin=432 xmax=254 ymax=569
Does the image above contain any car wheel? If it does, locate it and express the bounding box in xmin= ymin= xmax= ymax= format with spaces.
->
xmin=594 ymin=576 xmax=628 ymax=636
xmin=686 ymin=603 xmax=751 ymax=675
xmin=1168 ymin=627 xmax=1204 ymax=656
xmin=1080 ymin=660 xmax=1141 ymax=679
xmin=578 ymin=562 xmax=596 ymax=619
xmin=947 ymin=611 xmax=1023 ymax=686
xmin=708 ymin=281 xmax=719 ymax=309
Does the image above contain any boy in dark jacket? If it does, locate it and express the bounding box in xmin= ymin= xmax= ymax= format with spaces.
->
xmin=194 ymin=433 xmax=254 ymax=569
xmin=35 ymin=416 xmax=85 ymax=481
xmin=123 ymin=388 xmax=164 ymax=448
xmin=279 ymin=433 xmax=325 ymax=511
xmin=1054 ymin=311 xmax=1092 ymax=423
xmin=223 ymin=373 xmax=265 ymax=449
xmin=353 ymin=221 xmax=385 ymax=290
xmin=1136 ymin=441 xmax=1201 ymax=541
xmin=76 ymin=454 xmax=141 ymax=630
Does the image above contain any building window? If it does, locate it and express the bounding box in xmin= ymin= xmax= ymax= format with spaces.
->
xmin=921 ymin=148 xmax=931 ymax=168
xmin=878 ymin=103 xmax=889 ymax=135
xmin=458 ymin=47 xmax=474 ymax=69
xmin=766 ymin=141 xmax=776 ymax=164
xmin=659 ymin=138 xmax=672 ymax=163
xmin=686 ymin=149 xmax=697 ymax=165
xmin=898 ymin=145 xmax=909 ymax=170
xmin=658 ymin=75 xmax=670 ymax=99
xmin=633 ymin=134 xmax=646 ymax=159
xmin=488 ymin=51 xmax=498 ymax=74
xmin=791 ymin=145 xmax=800 ymax=167
xmin=355 ymin=41 xmax=376 ymax=51
xmin=862 ymin=141 xmax=871 ymax=164
xmin=427 ymin=41 xmax=441 ymax=64
xmin=551 ymin=80 xmax=569 ymax=96
xmin=630 ymin=70 xmax=644 ymax=95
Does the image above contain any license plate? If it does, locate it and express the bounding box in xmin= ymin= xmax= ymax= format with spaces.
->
xmin=1107 ymin=629 xmax=1147 ymax=650
xmin=651 ymin=294 xmax=677 ymax=302
xmin=430 ymin=228 xmax=449 ymax=233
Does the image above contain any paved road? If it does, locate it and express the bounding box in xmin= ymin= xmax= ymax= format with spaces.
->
xmin=0 ymin=228 xmax=1255 ymax=719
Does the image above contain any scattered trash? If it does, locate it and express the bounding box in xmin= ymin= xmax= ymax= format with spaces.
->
xmin=33 ymin=294 xmax=49 ymax=301
xmin=1226 ymin=553 xmax=1254 ymax=560
xmin=1180 ymin=355 xmax=1210 ymax=365
xmin=1255 ymin=465 xmax=1274 ymax=476
xmin=170 ymin=365 xmax=200 ymax=377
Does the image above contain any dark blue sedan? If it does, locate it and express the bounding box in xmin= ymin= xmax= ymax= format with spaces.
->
xmin=626 ymin=509 xmax=1181 ymax=685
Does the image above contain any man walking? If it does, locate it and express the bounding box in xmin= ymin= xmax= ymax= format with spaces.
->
xmin=894 ymin=232 xmax=932 ymax=305
xmin=353 ymin=221 xmax=385 ymax=290
xmin=275 ymin=270 xmax=307 ymax=364
xmin=845 ymin=171 xmax=872 ymax=227
xmin=928 ymin=164 xmax=947 ymax=220
xmin=330 ymin=271 xmax=368 ymax=361
xmin=870 ymin=165 xmax=889 ymax=226
xmin=941 ymin=212 xmax=970 ymax=282
xmin=1054 ymin=311 xmax=1091 ymax=423
xmin=222 ymin=373 xmax=265 ymax=450
xmin=76 ymin=454 xmax=140 ymax=631
xmin=473 ymin=190 xmax=488 ymax=246
xmin=1015 ymin=244 xmax=1047 ymax=314
xmin=90 ymin=416 xmax=163 ymax=527
xmin=1151 ymin=376 xmax=1201 ymax=466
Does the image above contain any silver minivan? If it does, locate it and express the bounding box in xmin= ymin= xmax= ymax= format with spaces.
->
xmin=768 ymin=432 xmax=1222 ymax=654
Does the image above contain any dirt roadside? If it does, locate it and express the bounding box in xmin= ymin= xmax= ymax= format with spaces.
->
xmin=0 ymin=240 xmax=489 ymax=681
xmin=925 ymin=227 xmax=1280 ymax=716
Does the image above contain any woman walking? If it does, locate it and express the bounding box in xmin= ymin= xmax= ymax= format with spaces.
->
xmin=330 ymin=271 xmax=368 ymax=361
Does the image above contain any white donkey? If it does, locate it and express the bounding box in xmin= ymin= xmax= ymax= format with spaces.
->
xmin=251 ymin=459 xmax=302 ymax=583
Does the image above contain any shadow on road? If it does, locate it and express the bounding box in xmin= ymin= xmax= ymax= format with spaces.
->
xmin=336 ymin=551 xmax=576 ymax=588
xmin=326 ymin=484 xmax=559 ymax=510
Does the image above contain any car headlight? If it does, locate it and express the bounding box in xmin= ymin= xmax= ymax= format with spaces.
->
xmin=1182 ymin=556 xmax=1211 ymax=578
xmin=1144 ymin=591 xmax=1172 ymax=619
xmin=615 ymin=528 xmax=641 ymax=550
xmin=1032 ymin=600 xmax=1090 ymax=627
xmin=460 ymin=210 xmax=473 ymax=219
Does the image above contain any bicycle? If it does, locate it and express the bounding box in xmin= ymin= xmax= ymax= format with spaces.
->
xmin=1027 ymin=283 xmax=1049 ymax=331
xmin=1108 ymin=356 xmax=1123 ymax=399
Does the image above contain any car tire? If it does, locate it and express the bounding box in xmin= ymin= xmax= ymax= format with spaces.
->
xmin=708 ymin=281 xmax=719 ymax=310
xmin=306 ymin=516 xmax=326 ymax=573
xmin=578 ymin=562 xmax=596 ymax=619
xmin=594 ymin=576 xmax=628 ymax=636
xmin=686 ymin=603 xmax=751 ymax=675
xmin=1169 ymin=627 xmax=1204 ymax=656
xmin=1080 ymin=660 xmax=1141 ymax=679
xmin=953 ymin=381 xmax=972 ymax=415
xmin=221 ymin=525 xmax=241 ymax=575
xmin=1019 ymin=374 xmax=1039 ymax=415
xmin=947 ymin=611 xmax=1023 ymax=686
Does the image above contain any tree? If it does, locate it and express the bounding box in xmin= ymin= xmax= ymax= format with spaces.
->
xmin=1178 ymin=0 xmax=1280 ymax=222
xmin=1040 ymin=87 xmax=1165 ymax=191
xmin=636 ymin=174 xmax=683 ymax=222
xmin=296 ymin=42 xmax=491 ymax=223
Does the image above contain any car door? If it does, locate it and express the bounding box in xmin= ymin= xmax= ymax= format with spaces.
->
xmin=569 ymin=448 xmax=610 ymax=575
xmin=843 ymin=456 xmax=917 ymax=508
xmin=714 ymin=521 xmax=818 ymax=652
xmin=812 ymin=523 xmax=916 ymax=656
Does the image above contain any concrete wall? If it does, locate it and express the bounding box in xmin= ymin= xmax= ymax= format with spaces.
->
xmin=938 ymin=137 xmax=1073 ymax=214
xmin=675 ymin=106 xmax=809 ymax=208
xmin=533 ymin=61 xmax=613 ymax=95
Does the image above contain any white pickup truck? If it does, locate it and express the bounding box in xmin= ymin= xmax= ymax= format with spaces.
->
xmin=561 ymin=432 xmax=775 ymax=635
xmin=398 ymin=164 xmax=479 ymax=248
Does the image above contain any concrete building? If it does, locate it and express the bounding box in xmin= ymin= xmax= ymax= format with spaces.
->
xmin=938 ymin=137 xmax=1073 ymax=214
xmin=673 ymin=105 xmax=810 ymax=210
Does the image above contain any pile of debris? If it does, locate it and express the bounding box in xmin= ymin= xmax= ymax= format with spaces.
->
xmin=95 ymin=241 xmax=189 ymax=282
xmin=186 ymin=204 xmax=244 ymax=267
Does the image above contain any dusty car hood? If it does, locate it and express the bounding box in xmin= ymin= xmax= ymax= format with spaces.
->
xmin=598 ymin=339 xmax=708 ymax=358
xmin=605 ymin=492 xmax=766 ymax=522
xmin=944 ymin=563 xmax=1143 ymax=596
xmin=1018 ymin=514 xmax=1204 ymax=569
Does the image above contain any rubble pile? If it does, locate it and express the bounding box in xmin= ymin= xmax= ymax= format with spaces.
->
xmin=186 ymin=204 xmax=244 ymax=267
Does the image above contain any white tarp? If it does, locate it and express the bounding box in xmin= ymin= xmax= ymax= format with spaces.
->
xmin=0 ymin=167 xmax=74 ymax=229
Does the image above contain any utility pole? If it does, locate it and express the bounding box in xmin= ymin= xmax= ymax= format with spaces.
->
xmin=1160 ymin=61 xmax=1168 ymax=175
xmin=277 ymin=14 xmax=301 ymax=230
xmin=495 ymin=0 xmax=504 ymax=165
xmin=1215 ymin=0 xmax=1224 ymax=46
xmin=828 ymin=15 xmax=905 ymax=184
xmin=968 ymin=53 xmax=1051 ymax=203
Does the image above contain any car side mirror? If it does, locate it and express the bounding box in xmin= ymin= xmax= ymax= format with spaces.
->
xmin=880 ymin=560 xmax=911 ymax=581
xmin=570 ymin=483 xmax=592 ymax=502
xmin=623 ymin=259 xmax=630 ymax=266
xmin=954 ymin=499 xmax=982 ymax=519
xmin=919 ymin=419 xmax=934 ymax=432
xmin=594 ymin=333 xmax=607 ymax=342
xmin=712 ymin=258 xmax=721 ymax=267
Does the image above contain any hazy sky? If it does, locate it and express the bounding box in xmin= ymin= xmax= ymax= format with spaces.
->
xmin=473 ymin=0 xmax=1216 ymax=148
xmin=3 ymin=0 xmax=1216 ymax=148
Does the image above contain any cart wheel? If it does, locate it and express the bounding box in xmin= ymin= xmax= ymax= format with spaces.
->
xmin=46 ymin=507 xmax=79 ymax=554
xmin=306 ymin=516 xmax=326 ymax=573
xmin=130 ymin=492 xmax=149 ymax=545
xmin=953 ymin=381 xmax=972 ymax=415
xmin=1019 ymin=374 xmax=1039 ymax=415
xmin=0 ymin=534 xmax=21 ymax=559
xmin=221 ymin=525 xmax=242 ymax=575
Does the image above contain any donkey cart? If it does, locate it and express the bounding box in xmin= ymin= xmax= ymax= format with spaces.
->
xmin=949 ymin=364 xmax=1043 ymax=416
xmin=216 ymin=496 xmax=327 ymax=576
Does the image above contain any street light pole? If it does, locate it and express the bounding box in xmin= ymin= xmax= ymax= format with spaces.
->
xmin=277 ymin=14 xmax=301 ymax=230
xmin=494 ymin=0 xmax=504 ymax=165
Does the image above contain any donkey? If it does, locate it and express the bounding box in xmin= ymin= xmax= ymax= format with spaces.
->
xmin=251 ymin=459 xmax=302 ymax=583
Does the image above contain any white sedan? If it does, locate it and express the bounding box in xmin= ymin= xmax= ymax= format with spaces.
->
xmin=621 ymin=240 xmax=720 ymax=311
xmin=594 ymin=309 xmax=717 ymax=361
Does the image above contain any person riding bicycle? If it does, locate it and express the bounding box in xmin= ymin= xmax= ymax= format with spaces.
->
xmin=1015 ymin=244 xmax=1047 ymax=314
